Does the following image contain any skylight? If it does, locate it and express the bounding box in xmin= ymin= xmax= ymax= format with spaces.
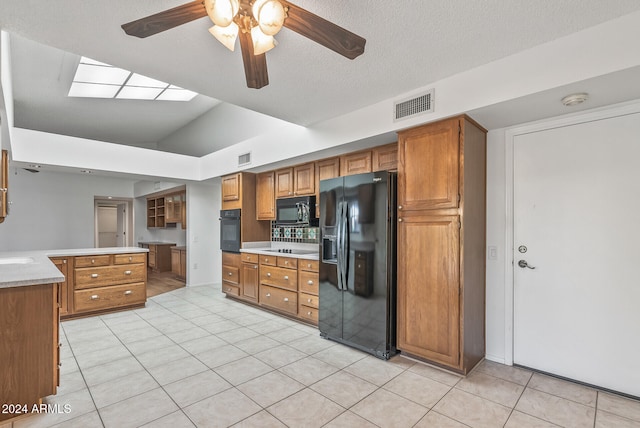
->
xmin=68 ymin=57 xmax=198 ymax=101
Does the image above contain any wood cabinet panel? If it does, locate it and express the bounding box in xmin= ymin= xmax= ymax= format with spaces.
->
xmin=256 ymin=171 xmax=276 ymax=220
xmin=398 ymin=118 xmax=460 ymax=211
xmin=299 ymin=292 xmax=319 ymax=308
xmin=397 ymin=215 xmax=461 ymax=367
xmin=277 ymin=256 xmax=298 ymax=269
xmin=259 ymin=284 xmax=298 ymax=315
xmin=373 ymin=142 xmax=398 ymax=171
xmin=114 ymin=253 xmax=147 ymax=265
xmin=298 ymin=306 xmax=318 ymax=323
xmin=293 ymin=162 xmax=315 ymax=196
xmin=241 ymin=253 xmax=259 ymax=264
xmin=0 ymin=283 xmax=58 ymax=422
xmin=147 ymin=243 xmax=175 ymax=272
xmin=315 ymin=157 xmax=340 ymax=217
xmin=340 ymin=151 xmax=372 ymax=176
xmin=298 ymin=270 xmax=319 ymax=295
xmin=74 ymin=263 xmax=146 ymax=289
xmin=241 ymin=261 xmax=259 ymax=302
xmin=171 ymin=247 xmax=186 ymax=280
xmin=260 ymin=265 xmax=297 ymax=291
xmin=50 ymin=257 xmax=69 ymax=316
xmin=299 ymin=259 xmax=319 ymax=272
xmin=222 ymin=252 xmax=241 ymax=297
xmin=259 ymin=254 xmax=277 ymax=266
xmin=222 ymin=173 xmax=241 ymax=202
xmin=74 ymin=282 xmax=146 ymax=313
xmin=275 ymin=168 xmax=294 ymax=198
xmin=75 ymin=255 xmax=111 ymax=267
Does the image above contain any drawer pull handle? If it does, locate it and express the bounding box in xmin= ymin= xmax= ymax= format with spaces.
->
xmin=228 ymin=272 xmax=233 ymax=276
xmin=124 ymin=270 xmax=132 ymax=275
xmin=307 ymin=298 xmax=312 ymax=303
xmin=307 ymin=264 xmax=311 ymax=268
xmin=91 ymin=295 xmax=99 ymax=300
xmin=91 ymin=274 xmax=99 ymax=278
xmin=285 ymin=261 xmax=289 ymax=265
xmin=124 ymin=290 xmax=132 ymax=295
xmin=129 ymin=256 xmax=133 ymax=261
xmin=266 ymin=293 xmax=271 ymax=297
xmin=284 ymin=275 xmax=289 ymax=280
xmin=283 ymin=297 xmax=289 ymax=302
xmin=307 ymin=312 xmax=312 ymax=316
xmin=63 ymin=260 xmax=67 ymax=264
xmin=91 ymin=259 xmax=95 ymax=264
xmin=267 ymin=272 xmax=271 ymax=277
xmin=254 ymin=265 xmax=258 ymax=269
xmin=307 ymin=280 xmax=313 ymax=285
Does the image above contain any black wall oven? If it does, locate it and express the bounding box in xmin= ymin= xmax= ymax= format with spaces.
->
xmin=220 ymin=209 xmax=241 ymax=253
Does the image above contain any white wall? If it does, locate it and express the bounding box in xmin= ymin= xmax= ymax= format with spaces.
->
xmin=185 ymin=179 xmax=220 ymax=287
xmin=0 ymin=168 xmax=137 ymax=251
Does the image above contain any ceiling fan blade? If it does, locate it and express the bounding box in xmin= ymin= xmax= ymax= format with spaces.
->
xmin=238 ymin=30 xmax=269 ymax=89
xmin=280 ymin=1 xmax=365 ymax=60
xmin=121 ymin=0 xmax=207 ymax=38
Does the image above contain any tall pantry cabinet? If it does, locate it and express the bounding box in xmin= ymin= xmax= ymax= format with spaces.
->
xmin=396 ymin=115 xmax=486 ymax=374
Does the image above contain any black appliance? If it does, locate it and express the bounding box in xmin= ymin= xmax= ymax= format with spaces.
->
xmin=319 ymin=171 xmax=397 ymax=360
xmin=275 ymin=195 xmax=318 ymax=226
xmin=219 ymin=209 xmax=241 ymax=253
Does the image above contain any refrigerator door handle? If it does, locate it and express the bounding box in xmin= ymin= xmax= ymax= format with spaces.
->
xmin=339 ymin=201 xmax=349 ymax=291
xmin=336 ymin=201 xmax=344 ymax=291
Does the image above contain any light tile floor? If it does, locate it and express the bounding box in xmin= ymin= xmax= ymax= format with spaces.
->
xmin=5 ymin=283 xmax=640 ymax=428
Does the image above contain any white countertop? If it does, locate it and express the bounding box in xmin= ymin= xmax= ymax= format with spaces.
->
xmin=0 ymin=247 xmax=148 ymax=289
xmin=240 ymin=242 xmax=319 ymax=260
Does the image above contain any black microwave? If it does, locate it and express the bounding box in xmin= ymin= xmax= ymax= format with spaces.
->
xmin=276 ymin=196 xmax=318 ymax=226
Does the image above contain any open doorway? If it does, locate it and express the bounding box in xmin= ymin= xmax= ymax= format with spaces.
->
xmin=94 ymin=197 xmax=134 ymax=247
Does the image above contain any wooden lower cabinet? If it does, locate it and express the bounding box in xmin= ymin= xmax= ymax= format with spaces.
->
xmin=0 ymin=283 xmax=59 ymax=422
xmin=222 ymin=252 xmax=241 ymax=296
xmin=50 ymin=257 xmax=70 ymax=316
xmin=223 ymin=253 xmax=320 ymax=325
xmin=145 ymin=243 xmax=176 ymax=272
xmin=171 ymin=247 xmax=187 ymax=280
xmin=70 ymin=252 xmax=148 ymax=317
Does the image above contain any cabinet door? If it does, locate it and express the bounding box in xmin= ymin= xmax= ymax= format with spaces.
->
xmin=397 ymin=214 xmax=461 ymax=368
xmin=372 ymin=142 xmax=398 ymax=171
xmin=293 ymin=162 xmax=315 ymax=196
xmin=256 ymin=171 xmax=276 ymax=220
xmin=222 ymin=173 xmax=242 ymax=209
xmin=315 ymin=157 xmax=340 ymax=218
xmin=275 ymin=168 xmax=294 ymax=198
xmin=180 ymin=249 xmax=187 ymax=278
xmin=398 ymin=118 xmax=460 ymax=211
xmin=171 ymin=249 xmax=181 ymax=275
xmin=241 ymin=262 xmax=259 ymax=301
xmin=340 ymin=151 xmax=372 ymax=176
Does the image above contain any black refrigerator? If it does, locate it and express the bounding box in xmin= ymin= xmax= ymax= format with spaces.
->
xmin=319 ymin=171 xmax=397 ymax=360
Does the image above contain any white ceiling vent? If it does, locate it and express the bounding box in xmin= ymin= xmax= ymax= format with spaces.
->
xmin=394 ymin=89 xmax=434 ymax=121
xmin=238 ymin=152 xmax=252 ymax=167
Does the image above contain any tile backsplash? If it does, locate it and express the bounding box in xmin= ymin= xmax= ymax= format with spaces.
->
xmin=271 ymin=223 xmax=319 ymax=244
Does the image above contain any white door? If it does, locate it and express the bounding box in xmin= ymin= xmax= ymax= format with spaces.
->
xmin=116 ymin=202 xmax=127 ymax=247
xmin=513 ymin=112 xmax=640 ymax=397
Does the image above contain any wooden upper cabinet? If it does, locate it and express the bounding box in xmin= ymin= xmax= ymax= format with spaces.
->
xmin=222 ymin=173 xmax=242 ymax=209
xmin=275 ymin=168 xmax=294 ymax=198
xmin=373 ymin=143 xmax=398 ymax=171
xmin=398 ymin=118 xmax=460 ymax=212
xmin=315 ymin=157 xmax=340 ymax=217
xmin=256 ymin=171 xmax=276 ymax=220
xmin=165 ymin=193 xmax=183 ymax=223
xmin=340 ymin=151 xmax=372 ymax=176
xmin=293 ymin=162 xmax=315 ymax=196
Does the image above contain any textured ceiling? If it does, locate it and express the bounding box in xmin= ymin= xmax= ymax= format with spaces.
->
xmin=2 ymin=0 xmax=640 ymax=156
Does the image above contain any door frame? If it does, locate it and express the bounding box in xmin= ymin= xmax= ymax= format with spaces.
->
xmin=94 ymin=197 xmax=134 ymax=247
xmin=503 ymin=99 xmax=640 ymax=366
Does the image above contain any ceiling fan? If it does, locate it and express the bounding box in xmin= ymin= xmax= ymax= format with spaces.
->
xmin=121 ymin=0 xmax=366 ymax=89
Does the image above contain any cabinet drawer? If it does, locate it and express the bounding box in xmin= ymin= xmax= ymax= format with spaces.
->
xmin=74 ymin=282 xmax=146 ymax=313
xmin=75 ymin=255 xmax=111 ymax=267
xmin=260 ymin=265 xmax=297 ymax=291
xmin=222 ymin=252 xmax=241 ymax=266
xmin=299 ymin=259 xmax=319 ymax=272
xmin=74 ymin=264 xmax=146 ymax=290
xmin=148 ymin=251 xmax=156 ymax=267
xmin=299 ymin=292 xmax=319 ymax=309
xmin=114 ymin=253 xmax=146 ymax=265
xmin=241 ymin=253 xmax=259 ymax=264
xmin=277 ymin=256 xmax=298 ymax=269
xmin=222 ymin=282 xmax=239 ymax=296
xmin=259 ymin=255 xmax=277 ymax=266
xmin=298 ymin=271 xmax=319 ymax=295
xmin=222 ymin=265 xmax=240 ymax=285
xmin=298 ymin=306 xmax=318 ymax=323
xmin=260 ymin=285 xmax=297 ymax=315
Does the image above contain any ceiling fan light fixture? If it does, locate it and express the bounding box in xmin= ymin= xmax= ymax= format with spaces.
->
xmin=252 ymin=0 xmax=286 ymax=36
xmin=209 ymin=22 xmax=239 ymax=51
xmin=251 ymin=26 xmax=277 ymax=55
xmin=205 ymin=0 xmax=239 ymax=27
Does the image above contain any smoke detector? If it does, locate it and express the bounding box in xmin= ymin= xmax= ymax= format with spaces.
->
xmin=561 ymin=93 xmax=589 ymax=107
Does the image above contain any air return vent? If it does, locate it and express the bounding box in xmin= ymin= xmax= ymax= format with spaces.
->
xmin=238 ymin=152 xmax=251 ymax=167
xmin=394 ymin=89 xmax=434 ymax=121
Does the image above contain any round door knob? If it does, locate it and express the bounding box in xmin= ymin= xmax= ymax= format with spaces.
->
xmin=228 ymin=272 xmax=233 ymax=276
xmin=267 ymin=272 xmax=271 ymax=277
xmin=398 ymin=218 xmax=403 ymax=222
xmin=283 ymin=297 xmax=289 ymax=302
xmin=266 ymin=293 xmax=271 ymax=297
xmin=284 ymin=275 xmax=289 ymax=280
xmin=307 ymin=280 xmax=313 ymax=285
xmin=398 ymin=205 xmax=403 ymax=210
